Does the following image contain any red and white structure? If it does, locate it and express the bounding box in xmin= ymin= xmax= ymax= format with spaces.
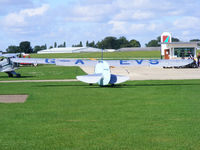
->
xmin=160 ymin=32 xmax=198 ymax=59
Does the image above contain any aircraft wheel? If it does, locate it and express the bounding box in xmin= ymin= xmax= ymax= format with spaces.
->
xmin=16 ymin=74 xmax=21 ymax=78
xmin=8 ymin=73 xmax=13 ymax=77
xmin=89 ymin=83 xmax=93 ymax=86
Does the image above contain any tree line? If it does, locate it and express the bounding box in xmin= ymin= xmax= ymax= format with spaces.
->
xmin=6 ymin=41 xmax=66 ymax=53
xmin=85 ymin=36 xmax=140 ymax=49
xmin=5 ymin=36 xmax=200 ymax=53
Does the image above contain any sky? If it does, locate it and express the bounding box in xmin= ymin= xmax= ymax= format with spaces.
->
xmin=0 ymin=0 xmax=200 ymax=50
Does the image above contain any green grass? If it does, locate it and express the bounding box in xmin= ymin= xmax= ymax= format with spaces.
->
xmin=0 ymin=65 xmax=85 ymax=80
xmin=30 ymin=51 xmax=161 ymax=59
xmin=0 ymin=80 xmax=200 ymax=150
xmin=30 ymin=50 xmax=200 ymax=59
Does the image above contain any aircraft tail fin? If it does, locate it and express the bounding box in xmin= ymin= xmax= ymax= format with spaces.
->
xmin=109 ymin=74 xmax=129 ymax=84
xmin=76 ymin=73 xmax=102 ymax=84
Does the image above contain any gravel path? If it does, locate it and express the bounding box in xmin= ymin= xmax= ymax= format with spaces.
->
xmin=1 ymin=67 xmax=200 ymax=83
xmin=80 ymin=66 xmax=200 ymax=80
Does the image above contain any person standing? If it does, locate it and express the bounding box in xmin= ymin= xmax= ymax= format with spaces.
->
xmin=197 ymin=52 xmax=200 ymax=67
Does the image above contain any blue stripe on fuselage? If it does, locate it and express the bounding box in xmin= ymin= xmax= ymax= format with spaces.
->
xmin=75 ymin=59 xmax=84 ymax=65
xmin=149 ymin=60 xmax=159 ymax=65
xmin=120 ymin=60 xmax=130 ymax=65
xmin=45 ymin=59 xmax=56 ymax=64
xmin=120 ymin=60 xmax=159 ymax=65
xmin=59 ymin=60 xmax=71 ymax=62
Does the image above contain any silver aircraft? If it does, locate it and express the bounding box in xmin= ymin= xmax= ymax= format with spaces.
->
xmin=0 ymin=53 xmax=21 ymax=77
xmin=10 ymin=57 xmax=193 ymax=86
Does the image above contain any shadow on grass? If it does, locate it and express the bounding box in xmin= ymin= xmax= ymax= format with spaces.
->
xmin=0 ymin=75 xmax=35 ymax=79
xmin=19 ymin=76 xmax=35 ymax=78
xmin=36 ymin=82 xmax=200 ymax=89
xmin=37 ymin=84 xmax=90 ymax=87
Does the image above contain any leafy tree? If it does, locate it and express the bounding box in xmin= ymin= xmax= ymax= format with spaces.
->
xmin=41 ymin=45 xmax=47 ymax=50
xmin=58 ymin=44 xmax=63 ymax=48
xmin=80 ymin=41 xmax=83 ymax=47
xmin=94 ymin=36 xmax=141 ymax=49
xmin=117 ymin=36 xmax=129 ymax=48
xmin=49 ymin=46 xmax=53 ymax=49
xmin=86 ymin=41 xmax=89 ymax=47
xmin=6 ymin=45 xmax=20 ymax=53
xmin=129 ymin=39 xmax=141 ymax=47
xmin=54 ymin=42 xmax=57 ymax=48
xmin=19 ymin=41 xmax=33 ymax=53
xmin=72 ymin=41 xmax=83 ymax=47
xmin=157 ymin=36 xmax=161 ymax=42
xmin=33 ymin=45 xmax=47 ymax=53
xmin=88 ymin=41 xmax=95 ymax=47
xmin=96 ymin=41 xmax=103 ymax=49
xmin=172 ymin=37 xmax=180 ymax=42
xmin=190 ymin=39 xmax=200 ymax=46
xmin=34 ymin=45 xmax=42 ymax=53
xmin=57 ymin=42 xmax=66 ymax=48
xmin=100 ymin=36 xmax=118 ymax=49
xmin=145 ymin=40 xmax=160 ymax=47
xmin=190 ymin=39 xmax=200 ymax=42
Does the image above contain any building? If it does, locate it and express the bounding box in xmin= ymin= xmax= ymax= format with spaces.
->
xmin=118 ymin=47 xmax=160 ymax=52
xmin=160 ymin=32 xmax=199 ymax=59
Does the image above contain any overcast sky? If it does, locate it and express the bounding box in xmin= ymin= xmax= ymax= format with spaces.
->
xmin=0 ymin=0 xmax=200 ymax=50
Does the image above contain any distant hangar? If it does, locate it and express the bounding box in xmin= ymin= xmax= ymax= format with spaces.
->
xmin=37 ymin=47 xmax=107 ymax=54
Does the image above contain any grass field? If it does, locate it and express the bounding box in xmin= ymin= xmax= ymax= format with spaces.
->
xmin=30 ymin=51 xmax=161 ymax=59
xmin=1 ymin=51 xmax=200 ymax=149
xmin=30 ymin=50 xmax=200 ymax=59
xmin=0 ymin=80 xmax=200 ymax=150
xmin=0 ymin=65 xmax=85 ymax=80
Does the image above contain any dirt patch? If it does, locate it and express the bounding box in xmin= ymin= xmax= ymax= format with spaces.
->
xmin=0 ymin=95 xmax=28 ymax=103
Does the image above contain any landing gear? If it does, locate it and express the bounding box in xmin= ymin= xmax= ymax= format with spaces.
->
xmin=7 ymin=72 xmax=13 ymax=77
xmin=16 ymin=73 xmax=21 ymax=78
xmin=6 ymin=71 xmax=21 ymax=78
xmin=89 ymin=83 xmax=93 ymax=86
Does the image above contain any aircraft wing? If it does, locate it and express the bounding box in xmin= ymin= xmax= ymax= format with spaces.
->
xmin=11 ymin=58 xmax=193 ymax=67
xmin=56 ymin=59 xmax=193 ymax=67
xmin=106 ymin=59 xmax=194 ymax=67
xmin=11 ymin=58 xmax=57 ymax=64
xmin=76 ymin=73 xmax=102 ymax=83
xmin=0 ymin=53 xmax=20 ymax=58
xmin=109 ymin=74 xmax=130 ymax=84
xmin=11 ymin=58 xmax=98 ymax=65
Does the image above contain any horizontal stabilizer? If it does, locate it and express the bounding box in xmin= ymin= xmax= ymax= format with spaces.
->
xmin=76 ymin=73 xmax=102 ymax=84
xmin=109 ymin=74 xmax=129 ymax=84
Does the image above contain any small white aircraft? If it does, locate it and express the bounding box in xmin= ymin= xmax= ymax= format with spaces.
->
xmin=10 ymin=57 xmax=193 ymax=86
xmin=0 ymin=53 xmax=21 ymax=77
